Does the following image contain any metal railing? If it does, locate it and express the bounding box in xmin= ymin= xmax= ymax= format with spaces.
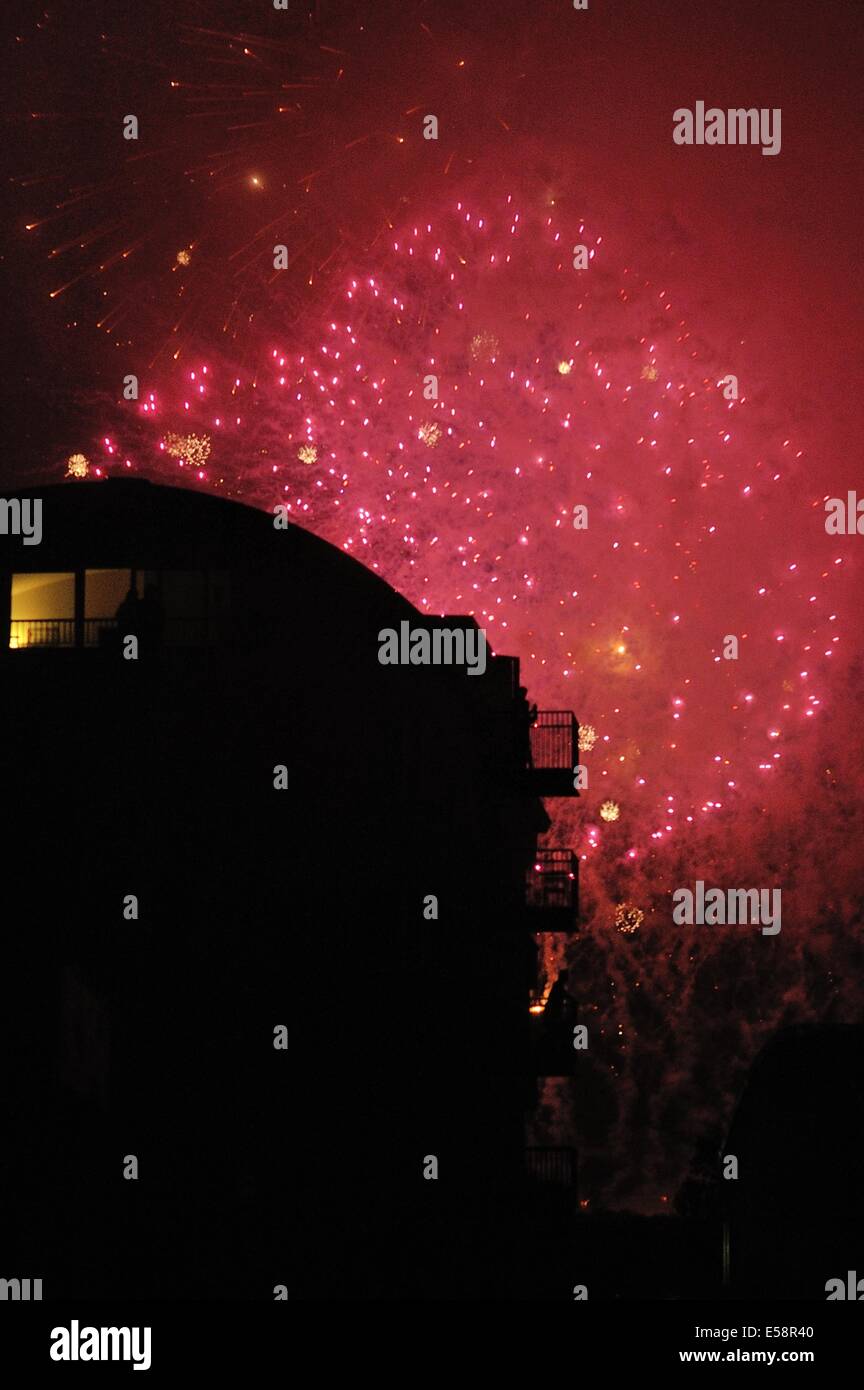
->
xmin=525 ymin=849 xmax=578 ymax=913
xmin=9 ymin=616 xmax=209 ymax=650
xmin=87 ymin=618 xmax=119 ymax=647
xmin=525 ymin=1147 xmax=578 ymax=1188
xmin=529 ymin=711 xmax=578 ymax=771
xmin=9 ymin=619 xmax=75 ymax=648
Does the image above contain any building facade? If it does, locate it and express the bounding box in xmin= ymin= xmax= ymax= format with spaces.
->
xmin=0 ymin=479 xmax=580 ymax=1298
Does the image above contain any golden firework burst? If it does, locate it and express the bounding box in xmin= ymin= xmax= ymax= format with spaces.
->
xmin=578 ymin=723 xmax=598 ymax=753
xmin=175 ymin=248 xmax=191 ymax=267
xmin=297 ymin=443 xmax=318 ymax=465
xmin=615 ymin=903 xmax=644 ymax=934
xmin=165 ymin=432 xmax=211 ymax=468
xmin=65 ymin=453 xmax=90 ymax=479
xmin=640 ymin=363 xmax=658 ymax=382
xmin=599 ymin=800 xmax=620 ymax=822
xmin=418 ymin=422 xmax=441 ymax=448
xmin=557 ymin=360 xmax=573 ymax=375
xmin=469 ymin=330 xmax=499 ymax=362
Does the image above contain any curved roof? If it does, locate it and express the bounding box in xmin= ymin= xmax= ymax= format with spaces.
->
xmin=2 ymin=478 xmax=422 ymax=621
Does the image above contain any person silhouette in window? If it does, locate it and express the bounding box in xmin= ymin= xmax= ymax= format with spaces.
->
xmin=138 ymin=583 xmax=165 ymax=652
xmin=114 ymin=583 xmax=141 ymax=638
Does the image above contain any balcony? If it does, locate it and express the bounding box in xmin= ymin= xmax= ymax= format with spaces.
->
xmin=525 ymin=1146 xmax=578 ymax=1190
xmin=9 ymin=616 xmax=210 ymax=650
xmin=525 ymin=711 xmax=579 ymax=796
xmin=524 ymin=849 xmax=578 ymax=929
xmin=10 ymin=618 xmax=115 ymax=649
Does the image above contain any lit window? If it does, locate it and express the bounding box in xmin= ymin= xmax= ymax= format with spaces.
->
xmin=10 ymin=573 xmax=74 ymax=648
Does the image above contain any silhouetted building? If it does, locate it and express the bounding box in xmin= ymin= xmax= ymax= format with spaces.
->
xmin=723 ymin=1023 xmax=864 ymax=1299
xmin=0 ymin=478 xmax=581 ymax=1299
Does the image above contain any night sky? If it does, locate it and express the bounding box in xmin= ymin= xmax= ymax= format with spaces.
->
xmin=3 ymin=0 xmax=864 ymax=1210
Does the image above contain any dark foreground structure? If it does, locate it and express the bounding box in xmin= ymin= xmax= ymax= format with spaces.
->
xmin=4 ymin=480 xmax=856 ymax=1302
xmin=723 ymin=1023 xmax=864 ymax=1300
xmin=0 ymin=479 xmax=581 ymax=1299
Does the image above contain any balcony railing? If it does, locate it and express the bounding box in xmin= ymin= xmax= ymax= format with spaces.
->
xmin=525 ymin=1146 xmax=578 ymax=1189
xmin=9 ymin=617 xmax=210 ymax=650
xmin=525 ymin=849 xmax=578 ymax=927
xmin=526 ymin=711 xmax=579 ymax=796
xmin=10 ymin=618 xmax=76 ymax=648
